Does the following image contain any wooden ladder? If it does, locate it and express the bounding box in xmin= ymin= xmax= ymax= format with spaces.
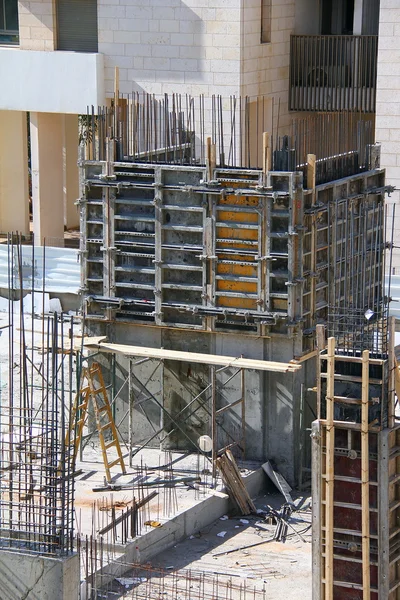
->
xmin=66 ymin=362 xmax=126 ymax=482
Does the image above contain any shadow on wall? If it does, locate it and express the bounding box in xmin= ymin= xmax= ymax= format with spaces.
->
xmin=102 ymin=0 xmax=205 ymax=88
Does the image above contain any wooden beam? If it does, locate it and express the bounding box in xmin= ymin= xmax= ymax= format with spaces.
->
xmin=308 ymin=154 xmax=317 ymax=340
xmin=83 ymin=340 xmax=302 ymax=373
xmin=114 ymin=66 xmax=119 ymax=107
xmin=325 ymin=336 xmax=335 ymax=600
xmin=262 ymin=132 xmax=271 ymax=176
xmin=389 ymin=316 xmax=396 ymax=429
xmin=206 ymin=136 xmax=216 ymax=181
xmin=361 ymin=349 xmax=371 ymax=600
xmin=98 ymin=491 xmax=157 ymax=536
xmin=307 ymin=153 xmax=316 ymax=190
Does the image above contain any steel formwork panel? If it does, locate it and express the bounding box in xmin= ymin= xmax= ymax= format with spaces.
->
xmin=80 ymin=158 xmax=388 ymax=345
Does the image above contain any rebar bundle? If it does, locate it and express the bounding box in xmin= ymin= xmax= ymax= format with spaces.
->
xmin=78 ymin=538 xmax=268 ymax=600
xmin=0 ymin=235 xmax=75 ymax=556
xmin=82 ymin=93 xmax=375 ymax=184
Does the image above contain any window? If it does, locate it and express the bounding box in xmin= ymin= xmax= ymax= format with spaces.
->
xmin=0 ymin=0 xmax=19 ymax=45
xmin=261 ymin=0 xmax=271 ymax=44
xmin=56 ymin=0 xmax=98 ymax=53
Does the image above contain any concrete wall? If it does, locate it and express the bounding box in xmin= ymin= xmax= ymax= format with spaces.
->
xmin=0 ymin=551 xmax=79 ymax=600
xmin=375 ymin=1 xmax=400 ymax=273
xmin=89 ymin=321 xmax=315 ymax=487
xmin=0 ymin=48 xmax=105 ymax=114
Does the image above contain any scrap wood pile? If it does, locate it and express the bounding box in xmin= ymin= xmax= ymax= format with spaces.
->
xmin=216 ymin=450 xmax=256 ymax=515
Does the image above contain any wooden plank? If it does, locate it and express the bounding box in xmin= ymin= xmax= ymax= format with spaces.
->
xmin=311 ymin=421 xmax=322 ymax=600
xmin=262 ymin=132 xmax=271 ymax=177
xmin=308 ymin=154 xmax=317 ymax=336
xmin=291 ymin=349 xmax=318 ymax=364
xmin=325 ymin=337 xmax=335 ymax=600
xmin=83 ymin=341 xmax=302 ymax=373
xmin=320 ymin=372 xmax=382 ymax=384
xmin=216 ymin=450 xmax=256 ymax=515
xmin=319 ymin=419 xmax=380 ymax=432
xmin=114 ymin=66 xmax=119 ymax=107
xmin=98 ymin=491 xmax=157 ymax=535
xmin=320 ymin=354 xmax=384 ymax=365
xmin=361 ymin=349 xmax=370 ymax=600
xmin=307 ymin=153 xmax=316 ymax=190
xmin=389 ymin=316 xmax=396 ymax=428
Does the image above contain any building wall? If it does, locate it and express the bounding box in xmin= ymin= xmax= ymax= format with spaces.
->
xmin=18 ymin=0 xmax=56 ymax=50
xmin=98 ymin=0 xmax=242 ymax=98
xmin=240 ymin=0 xmax=295 ymax=135
xmin=375 ymin=1 xmax=400 ymax=273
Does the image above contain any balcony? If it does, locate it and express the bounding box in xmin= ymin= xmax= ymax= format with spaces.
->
xmin=289 ymin=35 xmax=378 ymax=113
xmin=0 ymin=47 xmax=105 ymax=114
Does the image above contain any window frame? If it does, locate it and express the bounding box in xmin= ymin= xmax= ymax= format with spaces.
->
xmin=0 ymin=0 xmax=19 ymax=45
xmin=261 ymin=0 xmax=271 ymax=44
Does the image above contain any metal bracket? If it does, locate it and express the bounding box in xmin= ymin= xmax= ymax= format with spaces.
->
xmin=99 ymin=174 xmax=117 ymax=181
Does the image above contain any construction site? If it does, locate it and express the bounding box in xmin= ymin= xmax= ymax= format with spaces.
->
xmin=0 ymin=85 xmax=398 ymax=600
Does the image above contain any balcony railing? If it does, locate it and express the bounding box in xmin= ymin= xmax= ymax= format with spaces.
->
xmin=289 ymin=35 xmax=378 ymax=112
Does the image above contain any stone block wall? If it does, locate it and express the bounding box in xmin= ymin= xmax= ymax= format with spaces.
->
xmin=98 ymin=0 xmax=242 ymax=97
xmin=375 ymin=1 xmax=400 ymax=273
xmin=18 ymin=1 xmax=55 ymax=50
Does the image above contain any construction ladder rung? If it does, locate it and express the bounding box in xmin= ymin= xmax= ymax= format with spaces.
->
xmin=107 ymin=458 xmax=124 ymax=468
xmin=105 ymin=441 xmax=117 ymax=450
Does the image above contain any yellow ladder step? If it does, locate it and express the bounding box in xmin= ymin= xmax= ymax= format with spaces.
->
xmin=107 ymin=458 xmax=124 ymax=468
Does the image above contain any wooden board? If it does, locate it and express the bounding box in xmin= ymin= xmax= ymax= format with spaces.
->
xmin=83 ymin=340 xmax=302 ymax=373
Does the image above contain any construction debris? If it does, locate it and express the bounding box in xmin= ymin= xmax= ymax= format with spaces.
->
xmin=262 ymin=461 xmax=294 ymax=505
xmin=216 ymin=450 xmax=256 ymax=515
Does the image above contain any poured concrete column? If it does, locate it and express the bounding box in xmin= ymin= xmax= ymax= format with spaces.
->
xmin=30 ymin=112 xmax=64 ymax=246
xmin=0 ymin=110 xmax=29 ymax=235
xmin=63 ymin=114 xmax=80 ymax=230
xmin=0 ymin=550 xmax=79 ymax=600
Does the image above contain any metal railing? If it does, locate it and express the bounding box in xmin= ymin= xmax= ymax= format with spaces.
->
xmin=289 ymin=35 xmax=378 ymax=112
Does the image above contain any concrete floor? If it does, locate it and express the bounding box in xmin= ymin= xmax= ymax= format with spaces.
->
xmin=0 ymin=307 xmax=313 ymax=598
xmin=104 ymin=491 xmax=312 ymax=599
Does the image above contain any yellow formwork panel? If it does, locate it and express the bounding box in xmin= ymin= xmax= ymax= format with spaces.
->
xmin=218 ymin=210 xmax=259 ymax=224
xmin=270 ymin=298 xmax=287 ymax=311
xmin=216 ymin=187 xmax=262 ymax=312
xmin=216 ymin=297 xmax=257 ymax=309
xmin=216 ymin=280 xmax=257 ymax=293
xmin=217 ymin=227 xmax=258 ymax=241
xmin=217 ymin=263 xmax=257 ymax=277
